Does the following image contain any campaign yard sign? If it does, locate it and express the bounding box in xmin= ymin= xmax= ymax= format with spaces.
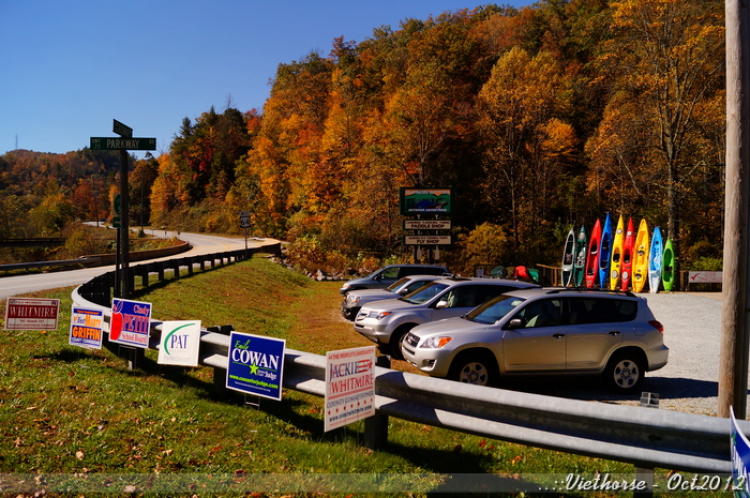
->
xmin=4 ymin=298 xmax=60 ymax=331
xmin=226 ymin=331 xmax=285 ymax=401
xmin=69 ymin=306 xmax=104 ymax=349
xmin=157 ymin=321 xmax=202 ymax=367
xmin=109 ymin=298 xmax=152 ymax=348
xmin=731 ymin=409 xmax=750 ymax=498
xmin=325 ymin=346 xmax=376 ymax=432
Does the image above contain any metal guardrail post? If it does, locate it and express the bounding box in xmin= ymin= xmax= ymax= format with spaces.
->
xmin=366 ymin=355 xmax=391 ymax=450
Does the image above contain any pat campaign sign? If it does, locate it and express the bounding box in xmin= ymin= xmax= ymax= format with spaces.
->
xmin=226 ymin=331 xmax=285 ymax=401
xmin=69 ymin=306 xmax=104 ymax=349
xmin=325 ymin=346 xmax=375 ymax=432
xmin=157 ymin=321 xmax=201 ymax=367
xmin=109 ymin=298 xmax=152 ymax=348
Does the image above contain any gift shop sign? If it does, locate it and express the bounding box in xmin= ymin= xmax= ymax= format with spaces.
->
xmin=4 ymin=298 xmax=60 ymax=330
xmin=325 ymin=346 xmax=375 ymax=432
xmin=69 ymin=306 xmax=104 ymax=349
xmin=109 ymin=298 xmax=152 ymax=348
xmin=226 ymin=331 xmax=285 ymax=401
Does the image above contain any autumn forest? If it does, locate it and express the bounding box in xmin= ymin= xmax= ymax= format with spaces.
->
xmin=0 ymin=0 xmax=725 ymax=275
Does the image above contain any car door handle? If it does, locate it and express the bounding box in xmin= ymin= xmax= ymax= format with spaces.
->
xmin=609 ymin=330 xmax=621 ymax=336
xmin=552 ymin=333 xmax=565 ymax=338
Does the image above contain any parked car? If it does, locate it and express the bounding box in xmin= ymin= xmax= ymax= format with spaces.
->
xmin=339 ymin=264 xmax=449 ymax=296
xmin=341 ymin=274 xmax=443 ymax=321
xmin=354 ymin=276 xmax=539 ymax=359
xmin=401 ymin=287 xmax=669 ymax=393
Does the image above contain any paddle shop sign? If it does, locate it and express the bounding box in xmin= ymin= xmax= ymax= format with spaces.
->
xmin=69 ymin=306 xmax=104 ymax=349
xmin=157 ymin=320 xmax=201 ymax=367
xmin=4 ymin=298 xmax=60 ymax=330
xmin=325 ymin=346 xmax=376 ymax=432
xmin=226 ymin=331 xmax=285 ymax=401
xmin=109 ymin=298 xmax=152 ymax=348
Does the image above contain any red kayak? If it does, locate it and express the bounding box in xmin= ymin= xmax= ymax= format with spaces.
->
xmin=585 ymin=218 xmax=602 ymax=288
xmin=620 ymin=217 xmax=635 ymax=291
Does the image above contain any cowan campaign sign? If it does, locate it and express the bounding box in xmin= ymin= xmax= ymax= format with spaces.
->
xmin=325 ymin=346 xmax=375 ymax=432
xmin=226 ymin=331 xmax=285 ymax=401
xmin=157 ymin=321 xmax=201 ymax=367
xmin=731 ymin=409 xmax=750 ymax=498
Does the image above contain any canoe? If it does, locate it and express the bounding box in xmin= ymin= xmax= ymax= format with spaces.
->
xmin=598 ymin=213 xmax=613 ymax=289
xmin=632 ymin=219 xmax=650 ymax=292
xmin=649 ymin=226 xmax=663 ymax=293
xmin=662 ymin=238 xmax=675 ymax=291
xmin=561 ymin=228 xmax=575 ymax=286
xmin=620 ymin=218 xmax=635 ymax=291
xmin=609 ymin=215 xmax=624 ymax=290
xmin=573 ymin=225 xmax=587 ymax=287
xmin=585 ymin=219 xmax=602 ymax=288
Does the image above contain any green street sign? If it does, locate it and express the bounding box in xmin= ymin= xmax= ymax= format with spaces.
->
xmin=90 ymin=137 xmax=156 ymax=151
xmin=113 ymin=119 xmax=133 ymax=138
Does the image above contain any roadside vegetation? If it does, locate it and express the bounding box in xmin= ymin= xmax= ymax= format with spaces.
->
xmin=0 ymin=257 xmax=722 ymax=497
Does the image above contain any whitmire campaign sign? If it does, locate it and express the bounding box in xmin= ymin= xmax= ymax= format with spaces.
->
xmin=325 ymin=346 xmax=375 ymax=432
xmin=157 ymin=321 xmax=201 ymax=366
xmin=5 ymin=298 xmax=60 ymax=330
xmin=68 ymin=306 xmax=104 ymax=349
xmin=109 ymin=298 xmax=152 ymax=348
xmin=226 ymin=331 xmax=285 ymax=401
xmin=731 ymin=408 xmax=750 ymax=498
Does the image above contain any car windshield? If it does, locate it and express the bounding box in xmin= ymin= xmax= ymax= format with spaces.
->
xmin=386 ymin=277 xmax=411 ymax=292
xmin=466 ymin=295 xmax=526 ymax=324
xmin=402 ymin=282 xmax=449 ymax=304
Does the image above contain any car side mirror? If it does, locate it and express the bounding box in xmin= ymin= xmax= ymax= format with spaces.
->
xmin=398 ymin=287 xmax=410 ymax=295
xmin=435 ymin=300 xmax=449 ymax=309
xmin=508 ymin=318 xmax=524 ymax=329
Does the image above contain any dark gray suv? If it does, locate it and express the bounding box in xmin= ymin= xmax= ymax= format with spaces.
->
xmin=339 ymin=264 xmax=449 ymax=296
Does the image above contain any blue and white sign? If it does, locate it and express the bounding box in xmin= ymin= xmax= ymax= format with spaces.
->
xmin=157 ymin=321 xmax=201 ymax=366
xmin=731 ymin=408 xmax=750 ymax=498
xmin=109 ymin=298 xmax=152 ymax=348
xmin=226 ymin=331 xmax=285 ymax=401
xmin=69 ymin=306 xmax=104 ymax=349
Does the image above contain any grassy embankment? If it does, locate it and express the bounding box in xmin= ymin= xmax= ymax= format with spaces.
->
xmin=1 ymin=257 xmax=709 ymax=497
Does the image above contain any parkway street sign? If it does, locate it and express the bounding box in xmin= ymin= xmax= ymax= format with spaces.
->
xmin=90 ymin=137 xmax=156 ymax=151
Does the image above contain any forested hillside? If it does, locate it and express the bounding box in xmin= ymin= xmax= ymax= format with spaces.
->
xmin=0 ymin=0 xmax=725 ymax=274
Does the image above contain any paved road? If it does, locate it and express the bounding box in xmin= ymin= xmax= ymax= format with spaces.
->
xmin=0 ymin=229 xmax=275 ymax=300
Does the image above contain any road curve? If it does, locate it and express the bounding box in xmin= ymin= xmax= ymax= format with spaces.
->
xmin=0 ymin=230 xmax=278 ymax=300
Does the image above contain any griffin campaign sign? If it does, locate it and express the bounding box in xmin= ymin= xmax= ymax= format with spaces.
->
xmin=4 ymin=298 xmax=60 ymax=330
xmin=109 ymin=298 xmax=152 ymax=348
xmin=226 ymin=331 xmax=285 ymax=401
xmin=157 ymin=321 xmax=202 ymax=367
xmin=69 ymin=306 xmax=104 ymax=349
xmin=325 ymin=346 xmax=376 ymax=432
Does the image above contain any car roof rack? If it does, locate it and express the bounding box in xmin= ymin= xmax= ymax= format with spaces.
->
xmin=543 ymin=287 xmax=637 ymax=297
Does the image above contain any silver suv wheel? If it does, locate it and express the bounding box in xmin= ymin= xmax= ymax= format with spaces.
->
xmin=605 ymin=352 xmax=645 ymax=393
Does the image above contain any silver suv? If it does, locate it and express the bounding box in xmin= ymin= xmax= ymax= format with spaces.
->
xmin=401 ymin=287 xmax=669 ymax=393
xmin=341 ymin=274 xmax=442 ymax=321
xmin=354 ymin=277 xmax=539 ymax=359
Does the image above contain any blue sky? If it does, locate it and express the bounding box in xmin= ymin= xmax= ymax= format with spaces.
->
xmin=1 ymin=0 xmax=530 ymax=158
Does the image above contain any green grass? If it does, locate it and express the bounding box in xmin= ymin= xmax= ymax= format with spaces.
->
xmin=0 ymin=258 xmax=726 ymax=497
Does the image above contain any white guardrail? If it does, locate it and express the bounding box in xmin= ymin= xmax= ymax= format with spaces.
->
xmin=70 ymin=281 xmax=747 ymax=478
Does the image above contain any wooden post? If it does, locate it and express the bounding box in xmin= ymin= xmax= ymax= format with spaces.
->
xmin=719 ymin=0 xmax=750 ymax=419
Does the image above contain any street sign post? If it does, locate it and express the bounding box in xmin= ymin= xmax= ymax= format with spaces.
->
xmin=90 ymin=137 xmax=156 ymax=151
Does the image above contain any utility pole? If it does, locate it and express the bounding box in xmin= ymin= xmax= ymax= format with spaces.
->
xmin=719 ymin=0 xmax=750 ymax=419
